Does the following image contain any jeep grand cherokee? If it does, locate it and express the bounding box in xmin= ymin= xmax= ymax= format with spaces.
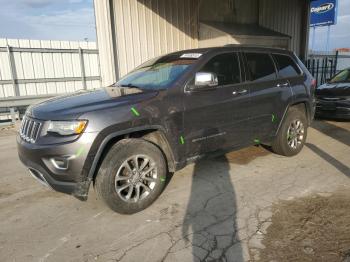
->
xmin=17 ymin=46 xmax=316 ymax=214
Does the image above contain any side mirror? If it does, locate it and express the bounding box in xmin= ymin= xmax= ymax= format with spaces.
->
xmin=194 ymin=72 xmax=219 ymax=89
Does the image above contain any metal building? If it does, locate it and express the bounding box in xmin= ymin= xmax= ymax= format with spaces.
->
xmin=94 ymin=0 xmax=312 ymax=86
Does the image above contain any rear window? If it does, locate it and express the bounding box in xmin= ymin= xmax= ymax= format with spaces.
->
xmin=273 ymin=54 xmax=302 ymax=78
xmin=245 ymin=53 xmax=277 ymax=82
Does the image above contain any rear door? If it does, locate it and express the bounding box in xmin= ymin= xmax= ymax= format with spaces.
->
xmin=243 ymin=52 xmax=291 ymax=142
xmin=272 ymin=53 xmax=305 ymax=129
xmin=183 ymin=52 xmax=251 ymax=158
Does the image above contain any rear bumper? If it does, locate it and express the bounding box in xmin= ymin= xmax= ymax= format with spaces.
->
xmin=17 ymin=132 xmax=98 ymax=200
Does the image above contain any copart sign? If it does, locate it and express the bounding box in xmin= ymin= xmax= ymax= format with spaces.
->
xmin=310 ymin=0 xmax=338 ymax=27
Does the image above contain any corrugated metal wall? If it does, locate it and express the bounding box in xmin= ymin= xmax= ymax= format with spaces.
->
xmin=94 ymin=0 xmax=118 ymax=86
xmin=112 ymin=0 xmax=199 ymax=78
xmin=0 ymin=38 xmax=100 ymax=98
xmin=94 ymin=0 xmax=310 ymax=84
xmin=259 ymin=0 xmax=305 ymax=56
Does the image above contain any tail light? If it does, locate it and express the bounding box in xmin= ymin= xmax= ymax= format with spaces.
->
xmin=311 ymin=79 xmax=317 ymax=89
xmin=311 ymin=79 xmax=317 ymax=94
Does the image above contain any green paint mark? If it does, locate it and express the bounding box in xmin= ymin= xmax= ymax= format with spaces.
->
xmin=131 ymin=107 xmax=140 ymax=117
xmin=160 ymin=176 xmax=166 ymax=182
xmin=272 ymin=114 xmax=276 ymax=123
xmin=180 ymin=136 xmax=185 ymax=145
xmin=76 ymin=146 xmax=85 ymax=158
xmin=254 ymin=139 xmax=260 ymax=144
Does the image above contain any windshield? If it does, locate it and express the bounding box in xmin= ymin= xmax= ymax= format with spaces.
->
xmin=329 ymin=69 xmax=350 ymax=83
xmin=116 ymin=54 xmax=199 ymax=90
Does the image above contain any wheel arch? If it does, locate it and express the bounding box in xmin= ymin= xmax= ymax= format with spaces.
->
xmin=276 ymin=100 xmax=310 ymax=136
xmin=87 ymin=126 xmax=176 ymax=184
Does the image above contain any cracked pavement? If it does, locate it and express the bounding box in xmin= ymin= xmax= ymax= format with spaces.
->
xmin=0 ymin=119 xmax=349 ymax=262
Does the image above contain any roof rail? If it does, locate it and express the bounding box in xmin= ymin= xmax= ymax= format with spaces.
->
xmin=224 ymin=44 xmax=287 ymax=51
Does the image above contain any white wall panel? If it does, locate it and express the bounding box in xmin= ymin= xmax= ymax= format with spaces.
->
xmin=0 ymin=38 xmax=101 ymax=98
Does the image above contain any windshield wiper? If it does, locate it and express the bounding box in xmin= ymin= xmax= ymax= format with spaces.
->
xmin=116 ymin=83 xmax=143 ymax=90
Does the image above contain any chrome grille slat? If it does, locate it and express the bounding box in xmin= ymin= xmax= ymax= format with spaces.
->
xmin=21 ymin=118 xmax=29 ymax=137
xmin=24 ymin=119 xmax=30 ymax=137
xmin=19 ymin=117 xmax=26 ymax=136
xmin=19 ymin=117 xmax=42 ymax=144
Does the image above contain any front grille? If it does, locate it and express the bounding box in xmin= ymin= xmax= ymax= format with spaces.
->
xmin=19 ymin=117 xmax=42 ymax=143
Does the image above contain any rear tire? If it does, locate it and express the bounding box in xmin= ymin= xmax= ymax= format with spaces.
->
xmin=272 ymin=107 xmax=308 ymax=156
xmin=95 ymin=139 xmax=167 ymax=214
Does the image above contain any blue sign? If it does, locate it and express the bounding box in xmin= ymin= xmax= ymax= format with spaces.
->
xmin=310 ymin=0 xmax=338 ymax=27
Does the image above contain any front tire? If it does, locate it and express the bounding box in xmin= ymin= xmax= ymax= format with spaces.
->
xmin=95 ymin=139 xmax=167 ymax=214
xmin=272 ymin=107 xmax=308 ymax=156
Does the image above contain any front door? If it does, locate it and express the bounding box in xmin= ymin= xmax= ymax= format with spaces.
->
xmin=183 ymin=52 xmax=251 ymax=159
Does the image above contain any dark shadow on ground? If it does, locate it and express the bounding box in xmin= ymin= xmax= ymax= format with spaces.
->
xmin=181 ymin=155 xmax=243 ymax=261
xmin=312 ymin=120 xmax=350 ymax=147
xmin=306 ymin=143 xmax=350 ymax=177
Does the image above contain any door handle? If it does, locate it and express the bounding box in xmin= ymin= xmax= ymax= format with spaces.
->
xmin=233 ymin=89 xmax=248 ymax=95
xmin=277 ymin=82 xmax=289 ymax=88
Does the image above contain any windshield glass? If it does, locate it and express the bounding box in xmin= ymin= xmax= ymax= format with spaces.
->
xmin=329 ymin=69 xmax=350 ymax=83
xmin=116 ymin=54 xmax=199 ymax=90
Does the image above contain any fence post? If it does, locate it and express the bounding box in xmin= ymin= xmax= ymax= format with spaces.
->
xmin=316 ymin=60 xmax=319 ymax=86
xmin=334 ymin=51 xmax=339 ymax=75
xmin=10 ymin=107 xmax=16 ymax=124
xmin=78 ymin=47 xmax=87 ymax=90
xmin=6 ymin=45 xmax=20 ymax=97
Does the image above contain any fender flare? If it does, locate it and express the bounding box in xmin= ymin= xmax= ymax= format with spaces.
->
xmin=275 ymin=100 xmax=312 ymax=136
xmin=86 ymin=125 xmax=174 ymax=182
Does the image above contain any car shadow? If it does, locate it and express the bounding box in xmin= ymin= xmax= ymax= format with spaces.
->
xmin=312 ymin=120 xmax=350 ymax=147
xmin=306 ymin=143 xmax=350 ymax=178
xmin=181 ymin=154 xmax=243 ymax=261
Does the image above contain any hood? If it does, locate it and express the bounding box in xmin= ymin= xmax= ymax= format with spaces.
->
xmin=27 ymin=87 xmax=158 ymax=120
xmin=316 ymin=82 xmax=350 ymax=98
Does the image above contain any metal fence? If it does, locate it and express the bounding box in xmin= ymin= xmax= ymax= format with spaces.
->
xmin=305 ymin=51 xmax=338 ymax=87
xmin=0 ymin=38 xmax=101 ymax=122
xmin=305 ymin=51 xmax=350 ymax=87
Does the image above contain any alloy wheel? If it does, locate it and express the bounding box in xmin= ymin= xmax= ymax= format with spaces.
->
xmin=287 ymin=119 xmax=305 ymax=150
xmin=115 ymin=155 xmax=157 ymax=203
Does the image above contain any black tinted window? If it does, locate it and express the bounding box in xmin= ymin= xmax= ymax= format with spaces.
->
xmin=273 ymin=54 xmax=301 ymax=78
xmin=245 ymin=53 xmax=276 ymax=82
xmin=200 ymin=53 xmax=241 ymax=85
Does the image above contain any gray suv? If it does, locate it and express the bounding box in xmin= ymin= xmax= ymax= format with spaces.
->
xmin=17 ymin=46 xmax=316 ymax=214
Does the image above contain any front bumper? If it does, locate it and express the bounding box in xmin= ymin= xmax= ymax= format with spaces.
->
xmin=17 ymin=132 xmax=98 ymax=200
xmin=315 ymin=99 xmax=350 ymax=119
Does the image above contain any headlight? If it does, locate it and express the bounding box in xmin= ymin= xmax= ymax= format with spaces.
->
xmin=47 ymin=120 xmax=87 ymax=136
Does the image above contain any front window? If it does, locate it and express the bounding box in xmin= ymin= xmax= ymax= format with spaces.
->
xmin=116 ymin=54 xmax=199 ymax=90
xmin=329 ymin=69 xmax=350 ymax=83
xmin=199 ymin=52 xmax=241 ymax=86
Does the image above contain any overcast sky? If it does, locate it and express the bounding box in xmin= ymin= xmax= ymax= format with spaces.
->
xmin=0 ymin=0 xmax=349 ymax=50
xmin=0 ymin=0 xmax=96 ymax=41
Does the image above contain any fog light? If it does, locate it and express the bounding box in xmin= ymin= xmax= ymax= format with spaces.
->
xmin=50 ymin=157 xmax=69 ymax=170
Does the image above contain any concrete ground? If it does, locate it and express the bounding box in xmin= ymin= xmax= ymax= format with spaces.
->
xmin=0 ymin=120 xmax=349 ymax=262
